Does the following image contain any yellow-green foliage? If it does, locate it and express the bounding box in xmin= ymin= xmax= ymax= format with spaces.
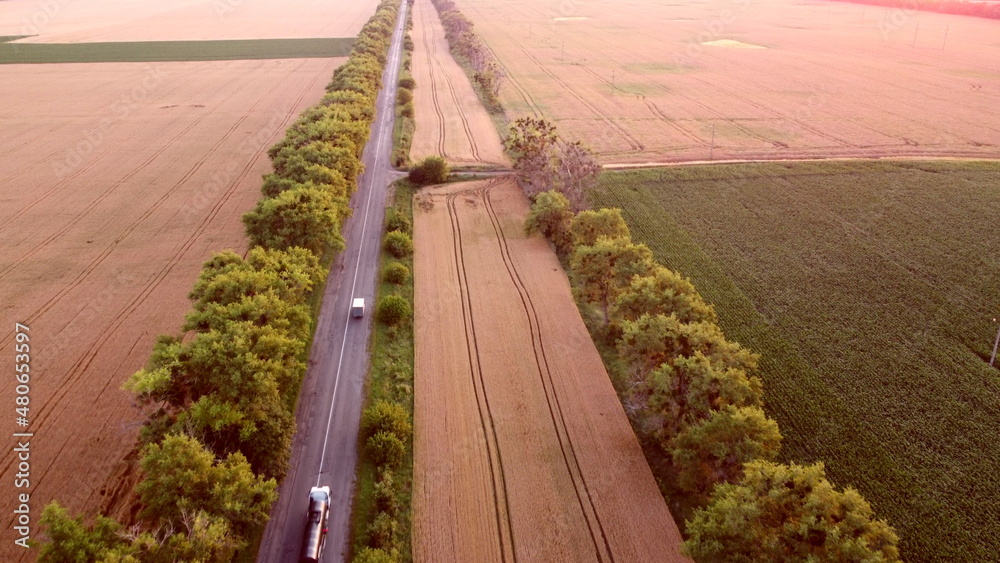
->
xmin=39 ymin=1 xmax=407 ymax=561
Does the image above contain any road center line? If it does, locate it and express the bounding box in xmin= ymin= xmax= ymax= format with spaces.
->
xmin=316 ymin=5 xmax=406 ymax=484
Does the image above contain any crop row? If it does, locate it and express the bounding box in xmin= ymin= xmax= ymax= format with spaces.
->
xmin=588 ymin=162 xmax=1000 ymax=561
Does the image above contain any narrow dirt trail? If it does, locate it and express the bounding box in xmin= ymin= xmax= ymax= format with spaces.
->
xmin=413 ymin=178 xmax=688 ymax=562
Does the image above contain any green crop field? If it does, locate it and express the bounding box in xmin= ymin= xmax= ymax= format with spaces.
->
xmin=589 ymin=160 xmax=1000 ymax=562
xmin=0 ymin=38 xmax=354 ymax=64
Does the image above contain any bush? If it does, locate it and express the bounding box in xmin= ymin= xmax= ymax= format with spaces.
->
xmin=385 ymin=209 xmax=411 ymax=234
xmin=373 ymin=476 xmax=399 ymax=516
xmin=383 ymin=230 xmax=413 ymax=258
xmin=377 ymin=294 xmax=411 ymax=326
xmin=398 ymin=76 xmax=415 ymax=90
xmin=367 ymin=431 xmax=405 ymax=469
xmin=384 ymin=262 xmax=410 ymax=285
xmin=366 ymin=510 xmax=397 ymax=551
xmin=408 ymin=156 xmax=449 ymax=185
xmin=400 ymin=102 xmax=414 ymax=119
xmin=396 ymin=88 xmax=412 ymax=105
xmin=354 ymin=547 xmax=397 ymax=563
xmin=361 ymin=400 xmax=412 ymax=441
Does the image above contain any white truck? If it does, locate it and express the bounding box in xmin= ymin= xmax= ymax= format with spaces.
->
xmin=299 ymin=486 xmax=330 ymax=563
xmin=351 ymin=297 xmax=365 ymax=318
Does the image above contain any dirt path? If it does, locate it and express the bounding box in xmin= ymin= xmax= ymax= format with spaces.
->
xmin=412 ymin=178 xmax=687 ymax=562
xmin=408 ymin=0 xmax=509 ymax=168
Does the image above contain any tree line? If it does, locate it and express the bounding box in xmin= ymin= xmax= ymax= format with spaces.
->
xmin=831 ymin=0 xmax=1000 ymax=20
xmin=37 ymin=1 xmax=403 ymax=560
xmin=427 ymin=0 xmax=506 ymax=106
xmin=516 ymin=120 xmax=902 ymax=561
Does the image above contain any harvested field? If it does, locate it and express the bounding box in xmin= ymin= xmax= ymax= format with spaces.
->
xmin=1 ymin=0 xmax=380 ymax=43
xmin=0 ymin=57 xmax=342 ymax=560
xmin=408 ymin=0 xmax=509 ymax=167
xmin=412 ymin=178 xmax=686 ymax=562
xmin=453 ymin=0 xmax=1000 ymax=163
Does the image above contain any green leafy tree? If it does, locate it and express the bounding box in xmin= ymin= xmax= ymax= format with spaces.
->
xmin=612 ymin=265 xmax=717 ymax=326
xmin=354 ymin=547 xmax=398 ymax=563
xmin=524 ymin=190 xmax=574 ymax=257
xmin=361 ymin=400 xmax=412 ymax=442
xmin=570 ymin=237 xmax=655 ymax=324
xmin=243 ymin=187 xmax=349 ymax=256
xmin=408 ymin=156 xmax=449 ymax=185
xmin=183 ymin=290 xmax=311 ymax=343
xmin=618 ymin=313 xmax=758 ymax=376
xmin=138 ymin=434 xmax=276 ymax=536
xmin=383 ymin=230 xmax=413 ymax=258
xmin=569 ymin=208 xmax=630 ymax=248
xmin=38 ymin=502 xmax=127 ymax=562
xmin=367 ymin=431 xmax=406 ymax=469
xmin=383 ymin=262 xmax=410 ymax=285
xmin=123 ymin=510 xmax=241 ymax=563
xmin=385 ymin=208 xmax=412 ymax=234
xmin=377 ymin=295 xmax=411 ymax=326
xmin=396 ymin=88 xmax=413 ymax=105
xmin=683 ymin=460 xmax=902 ymax=562
xmin=637 ymin=351 xmax=763 ymax=446
xmin=673 ymin=405 xmax=782 ymax=496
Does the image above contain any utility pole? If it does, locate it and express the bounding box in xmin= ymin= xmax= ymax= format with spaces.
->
xmin=561 ymin=41 xmax=565 ymax=60
xmin=912 ymin=21 xmax=919 ymax=48
xmin=942 ymin=23 xmax=949 ymax=51
xmin=990 ymin=318 xmax=1000 ymax=367
xmin=611 ymin=70 xmax=615 ymax=95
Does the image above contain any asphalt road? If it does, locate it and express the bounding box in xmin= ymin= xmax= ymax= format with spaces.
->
xmin=256 ymin=3 xmax=409 ymax=562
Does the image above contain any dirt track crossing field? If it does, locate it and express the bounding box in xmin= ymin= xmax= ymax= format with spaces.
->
xmin=412 ymin=178 xmax=687 ymax=562
xmin=0 ymin=58 xmax=341 ymax=561
xmin=408 ymin=0 xmax=509 ymax=168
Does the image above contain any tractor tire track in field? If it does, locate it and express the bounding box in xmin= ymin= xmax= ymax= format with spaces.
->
xmin=0 ymin=76 xmax=222 ymax=228
xmin=479 ymin=185 xmax=615 ymax=563
xmin=434 ymin=56 xmax=484 ymax=162
xmin=417 ymin=0 xmax=450 ymax=158
xmin=445 ymin=184 xmax=517 ymax=563
xmin=500 ymin=34 xmax=644 ymax=153
xmin=0 ymin=61 xmax=319 ymax=494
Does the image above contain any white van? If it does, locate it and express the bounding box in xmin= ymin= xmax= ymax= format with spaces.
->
xmin=351 ymin=298 xmax=365 ymax=318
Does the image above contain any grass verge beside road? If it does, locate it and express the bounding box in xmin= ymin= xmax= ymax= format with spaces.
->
xmin=349 ymin=180 xmax=416 ymax=562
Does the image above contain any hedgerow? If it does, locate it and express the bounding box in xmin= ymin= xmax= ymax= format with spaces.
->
xmin=39 ymin=1 xmax=404 ymax=560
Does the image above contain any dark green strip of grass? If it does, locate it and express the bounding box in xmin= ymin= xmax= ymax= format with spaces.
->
xmin=0 ymin=36 xmax=32 ymax=44
xmin=0 ymin=37 xmax=354 ymax=64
